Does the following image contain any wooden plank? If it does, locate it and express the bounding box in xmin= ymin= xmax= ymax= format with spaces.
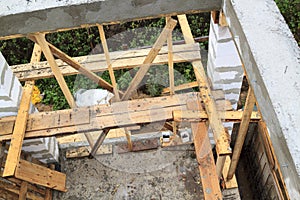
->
xmin=98 ymin=24 xmax=120 ymax=100
xmin=15 ymin=160 xmax=66 ymax=192
xmin=191 ymin=122 xmax=223 ymax=199
xmin=178 ymin=14 xmax=239 ymax=190
xmin=222 ymin=156 xmax=238 ymax=188
xmin=13 ymin=43 xmax=200 ymax=81
xmin=19 ymin=181 xmax=28 ymax=200
xmin=187 ymin=99 xmax=222 ymax=199
xmin=0 ymin=179 xmax=44 ymax=200
xmin=177 ymin=14 xmax=231 ymax=156
xmin=3 ymin=81 xmax=34 ymax=177
xmin=166 ymin=17 xmax=175 ymax=95
xmin=162 ymin=81 xmax=198 ymax=94
xmin=122 ymin=18 xmax=177 ymax=100
xmin=258 ymin=121 xmax=290 ymax=199
xmin=173 ymin=110 xmax=261 ymax=122
xmin=31 ymin=33 xmax=76 ymax=108
xmin=116 ymin=138 xmax=158 ymax=154
xmin=0 ymin=107 xmax=90 ymax=136
xmin=227 ymin=87 xmax=256 ymax=180
xmin=0 ymin=93 xmax=197 ymax=140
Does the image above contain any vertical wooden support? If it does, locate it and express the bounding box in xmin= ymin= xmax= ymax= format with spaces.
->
xmin=2 ymin=81 xmax=34 ymax=177
xmin=166 ymin=17 xmax=175 ymax=95
xmin=33 ymin=33 xmax=76 ymax=108
xmin=124 ymin=130 xmax=133 ymax=151
xmin=227 ymin=87 xmax=256 ymax=180
xmin=18 ymin=181 xmax=28 ymax=200
xmin=97 ymin=24 xmax=120 ymax=101
xmin=122 ymin=18 xmax=177 ymax=100
xmin=89 ymin=129 xmax=110 ymax=158
xmin=97 ymin=25 xmax=133 ymax=150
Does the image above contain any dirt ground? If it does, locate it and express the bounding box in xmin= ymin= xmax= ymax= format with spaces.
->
xmin=54 ymin=144 xmax=204 ymax=200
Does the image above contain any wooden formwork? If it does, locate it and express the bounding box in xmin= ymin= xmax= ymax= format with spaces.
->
xmin=0 ymin=10 xmax=289 ymax=200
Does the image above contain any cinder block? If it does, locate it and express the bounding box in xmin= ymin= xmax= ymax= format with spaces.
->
xmin=207 ymin=16 xmax=244 ymax=140
xmin=0 ymin=51 xmax=59 ymax=163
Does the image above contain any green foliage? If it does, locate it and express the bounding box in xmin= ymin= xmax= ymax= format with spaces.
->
xmin=275 ymin=0 xmax=300 ymax=45
xmin=0 ymin=7 xmax=298 ymax=109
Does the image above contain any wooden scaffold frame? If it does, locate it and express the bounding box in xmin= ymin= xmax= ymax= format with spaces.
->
xmin=0 ymin=10 xmax=289 ymax=200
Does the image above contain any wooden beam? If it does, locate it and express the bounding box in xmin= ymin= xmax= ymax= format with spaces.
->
xmin=191 ymin=122 xmax=223 ymax=198
xmin=89 ymin=129 xmax=110 ymax=158
xmin=227 ymin=87 xmax=256 ymax=180
xmin=173 ymin=110 xmax=261 ymax=122
xmin=177 ymin=14 xmax=231 ymax=156
xmin=166 ymin=17 xmax=175 ymax=95
xmin=0 ymin=179 xmax=44 ymax=200
xmin=122 ymin=18 xmax=177 ymax=100
xmin=98 ymin=24 xmax=120 ymax=100
xmin=46 ymin=42 xmax=117 ymax=95
xmin=7 ymin=177 xmax=46 ymax=196
xmin=162 ymin=81 xmax=198 ymax=94
xmin=2 ymin=81 xmax=34 ymax=177
xmin=18 ymin=181 xmax=28 ymax=200
xmin=31 ymin=33 xmax=76 ymax=108
xmin=15 ymin=159 xmax=66 ymax=192
xmin=12 ymin=43 xmax=200 ymax=81
xmin=187 ymin=98 xmax=222 ymax=199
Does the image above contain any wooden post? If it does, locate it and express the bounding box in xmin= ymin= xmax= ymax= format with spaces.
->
xmin=45 ymin=164 xmax=55 ymax=200
xmin=2 ymin=81 xmax=34 ymax=177
xmin=89 ymin=129 xmax=110 ymax=158
xmin=166 ymin=17 xmax=175 ymax=95
xmin=32 ymin=33 xmax=76 ymax=108
xmin=97 ymin=24 xmax=121 ymax=101
xmin=122 ymin=18 xmax=177 ymax=100
xmin=3 ymin=43 xmax=41 ymax=177
xmin=18 ymin=182 xmax=28 ymax=200
xmin=227 ymin=87 xmax=256 ymax=180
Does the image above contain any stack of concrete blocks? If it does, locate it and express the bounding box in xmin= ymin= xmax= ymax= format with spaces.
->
xmin=0 ymin=52 xmax=59 ymax=163
xmin=207 ymin=15 xmax=244 ymax=144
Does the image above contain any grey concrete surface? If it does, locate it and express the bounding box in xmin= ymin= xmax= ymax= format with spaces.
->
xmin=0 ymin=0 xmax=221 ymax=39
xmin=54 ymin=145 xmax=205 ymax=200
xmin=223 ymin=0 xmax=300 ymax=198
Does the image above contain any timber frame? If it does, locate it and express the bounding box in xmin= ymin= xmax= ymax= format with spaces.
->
xmin=0 ymin=6 xmax=290 ymax=200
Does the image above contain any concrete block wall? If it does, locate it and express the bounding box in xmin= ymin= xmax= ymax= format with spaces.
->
xmin=207 ymin=15 xmax=244 ymax=143
xmin=0 ymin=52 xmax=59 ymax=163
